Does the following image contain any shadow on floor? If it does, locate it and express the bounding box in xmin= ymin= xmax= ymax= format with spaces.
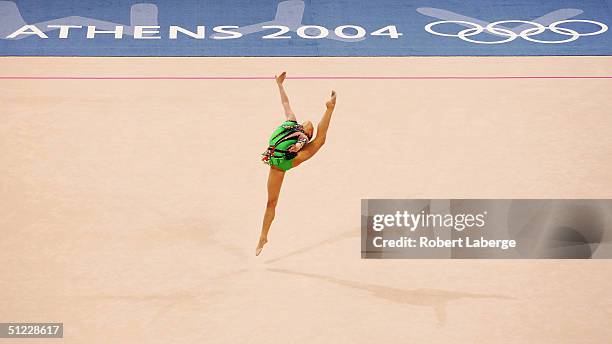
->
xmin=264 ymin=229 xmax=359 ymax=264
xmin=268 ymin=268 xmax=515 ymax=326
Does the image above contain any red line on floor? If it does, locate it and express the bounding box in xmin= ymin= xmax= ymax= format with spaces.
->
xmin=0 ymin=76 xmax=611 ymax=80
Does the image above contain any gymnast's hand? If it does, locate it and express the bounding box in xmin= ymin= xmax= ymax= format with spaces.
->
xmin=275 ymin=71 xmax=287 ymax=85
xmin=287 ymin=145 xmax=300 ymax=153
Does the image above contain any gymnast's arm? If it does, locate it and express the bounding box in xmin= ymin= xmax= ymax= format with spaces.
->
xmin=275 ymin=72 xmax=297 ymax=121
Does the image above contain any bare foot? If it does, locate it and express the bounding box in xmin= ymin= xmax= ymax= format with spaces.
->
xmin=255 ymin=238 xmax=268 ymax=256
xmin=326 ymin=90 xmax=337 ymax=109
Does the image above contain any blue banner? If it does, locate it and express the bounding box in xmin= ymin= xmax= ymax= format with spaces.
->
xmin=0 ymin=0 xmax=611 ymax=56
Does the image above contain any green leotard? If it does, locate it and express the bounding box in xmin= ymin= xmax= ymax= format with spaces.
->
xmin=265 ymin=120 xmax=300 ymax=171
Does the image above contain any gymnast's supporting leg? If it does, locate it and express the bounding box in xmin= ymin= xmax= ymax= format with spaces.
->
xmin=256 ymin=167 xmax=285 ymax=256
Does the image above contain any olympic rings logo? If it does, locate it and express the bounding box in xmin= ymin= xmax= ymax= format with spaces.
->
xmin=425 ymin=20 xmax=608 ymax=44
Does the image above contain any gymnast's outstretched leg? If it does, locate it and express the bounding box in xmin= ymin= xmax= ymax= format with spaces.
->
xmin=256 ymin=167 xmax=285 ymax=256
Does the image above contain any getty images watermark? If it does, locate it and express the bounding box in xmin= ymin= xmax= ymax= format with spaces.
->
xmin=361 ymin=199 xmax=612 ymax=259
